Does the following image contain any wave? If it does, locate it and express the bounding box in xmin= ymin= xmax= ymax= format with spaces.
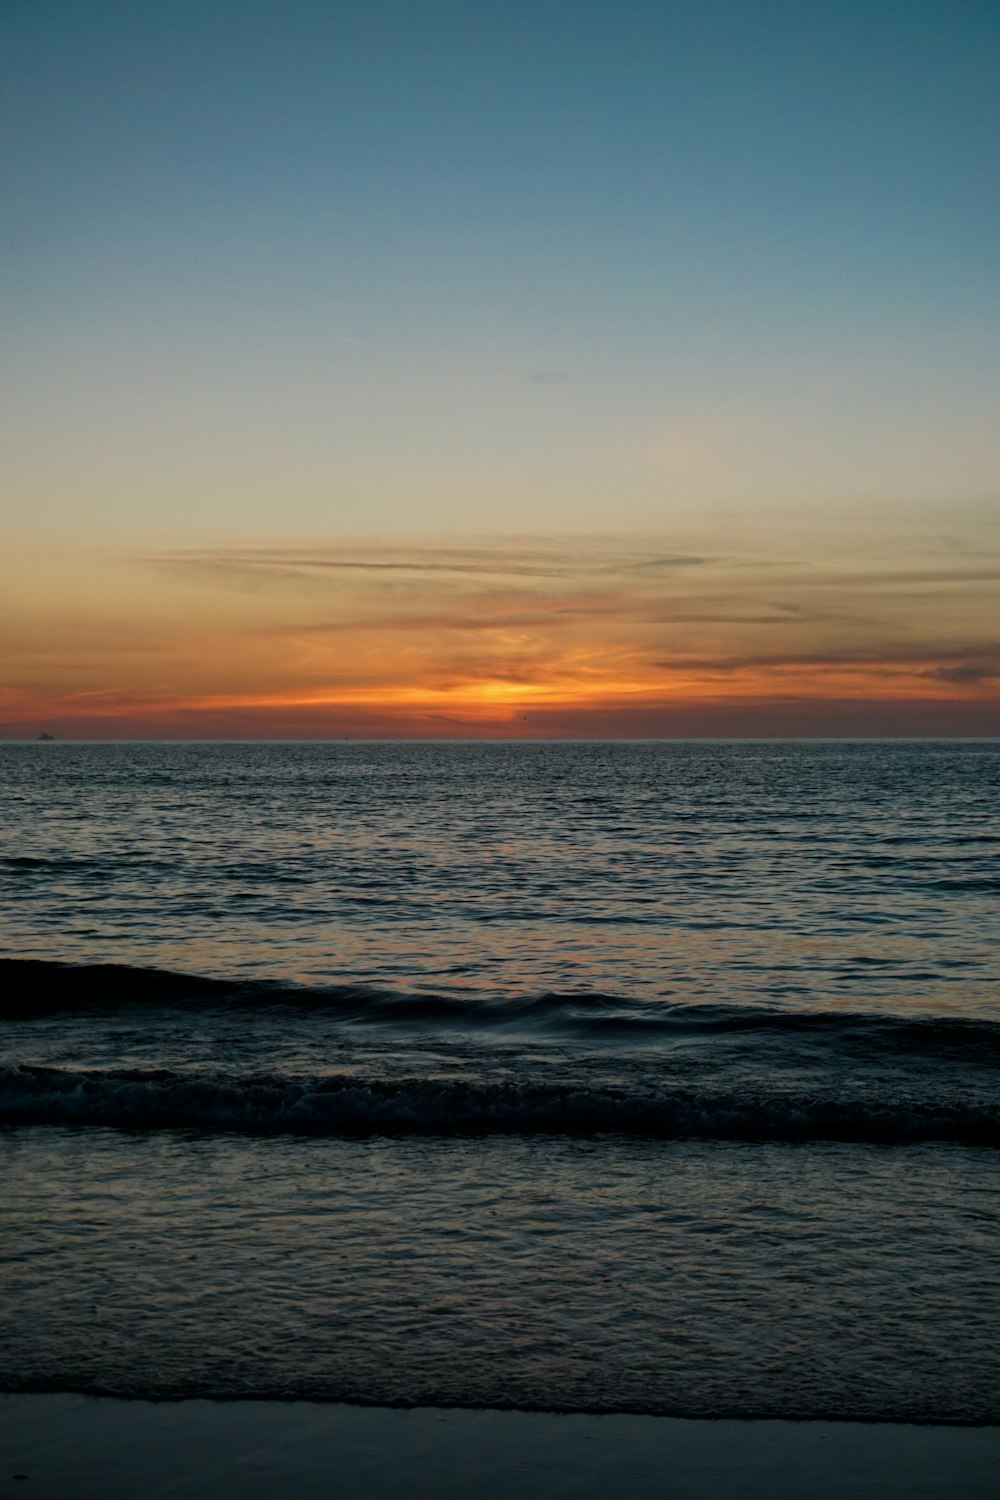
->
xmin=1 ymin=1061 xmax=997 ymax=1145
xmin=1 ymin=958 xmax=242 ymax=1010
xmin=3 ymin=957 xmax=1000 ymax=1059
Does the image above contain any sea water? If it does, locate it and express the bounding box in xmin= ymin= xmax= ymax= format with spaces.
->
xmin=1 ymin=741 xmax=998 ymax=1421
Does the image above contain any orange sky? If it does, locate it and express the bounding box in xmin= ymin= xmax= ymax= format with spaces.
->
xmin=3 ymin=512 xmax=998 ymax=738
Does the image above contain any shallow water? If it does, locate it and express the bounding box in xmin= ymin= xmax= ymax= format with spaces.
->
xmin=3 ymin=1129 xmax=999 ymax=1421
xmin=1 ymin=741 xmax=998 ymax=1419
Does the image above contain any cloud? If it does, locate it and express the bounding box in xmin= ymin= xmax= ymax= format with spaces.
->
xmin=134 ymin=539 xmax=1000 ymax=697
xmin=618 ymin=555 xmax=713 ymax=573
xmin=148 ymin=543 xmax=585 ymax=586
xmin=6 ymin=525 xmax=996 ymax=739
xmin=807 ymin=567 xmax=1000 ymax=590
xmin=924 ymin=656 xmax=1000 ymax=686
xmin=650 ymin=642 xmax=1000 ymax=692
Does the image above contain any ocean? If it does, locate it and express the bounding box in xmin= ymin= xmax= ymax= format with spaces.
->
xmin=1 ymin=740 xmax=998 ymax=1423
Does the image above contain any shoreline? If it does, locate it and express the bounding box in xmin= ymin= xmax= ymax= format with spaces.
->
xmin=2 ymin=1395 xmax=999 ymax=1499
xmin=2 ymin=1384 xmax=998 ymax=1427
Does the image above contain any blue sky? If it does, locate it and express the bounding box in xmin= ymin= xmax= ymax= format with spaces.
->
xmin=5 ymin=0 xmax=999 ymax=541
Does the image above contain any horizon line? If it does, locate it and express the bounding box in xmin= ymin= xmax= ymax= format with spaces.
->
xmin=4 ymin=736 xmax=999 ymax=746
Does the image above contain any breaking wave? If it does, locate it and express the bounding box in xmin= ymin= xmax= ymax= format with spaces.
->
xmin=2 ymin=1061 xmax=998 ymax=1145
xmin=3 ymin=957 xmax=1000 ymax=1057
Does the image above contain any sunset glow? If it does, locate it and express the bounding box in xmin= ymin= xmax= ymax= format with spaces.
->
xmin=3 ymin=1 xmax=998 ymax=739
xmin=3 ymin=521 xmax=997 ymax=738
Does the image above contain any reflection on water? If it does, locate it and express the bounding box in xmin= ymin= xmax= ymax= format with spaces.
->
xmin=2 ymin=740 xmax=998 ymax=1015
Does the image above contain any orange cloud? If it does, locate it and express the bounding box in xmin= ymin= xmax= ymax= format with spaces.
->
xmin=2 ymin=527 xmax=998 ymax=738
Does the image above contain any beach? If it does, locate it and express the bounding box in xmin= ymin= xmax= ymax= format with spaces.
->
xmin=3 ymin=1396 xmax=999 ymax=1500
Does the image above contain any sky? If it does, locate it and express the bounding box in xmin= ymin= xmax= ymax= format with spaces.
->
xmin=3 ymin=0 xmax=999 ymax=737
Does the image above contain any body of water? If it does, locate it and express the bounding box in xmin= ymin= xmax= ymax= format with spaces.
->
xmin=1 ymin=741 xmax=998 ymax=1420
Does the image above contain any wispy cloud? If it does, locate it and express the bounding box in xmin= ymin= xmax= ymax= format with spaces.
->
xmin=5 ymin=526 xmax=998 ymax=737
xmin=923 ymin=655 xmax=1000 ymax=686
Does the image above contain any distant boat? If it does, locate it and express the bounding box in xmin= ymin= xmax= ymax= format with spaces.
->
xmin=37 ymin=733 xmax=56 ymax=741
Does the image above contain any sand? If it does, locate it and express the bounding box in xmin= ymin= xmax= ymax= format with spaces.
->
xmin=1 ymin=1395 xmax=998 ymax=1499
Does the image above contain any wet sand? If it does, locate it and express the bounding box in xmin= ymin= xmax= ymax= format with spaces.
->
xmin=1 ymin=1395 xmax=998 ymax=1499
